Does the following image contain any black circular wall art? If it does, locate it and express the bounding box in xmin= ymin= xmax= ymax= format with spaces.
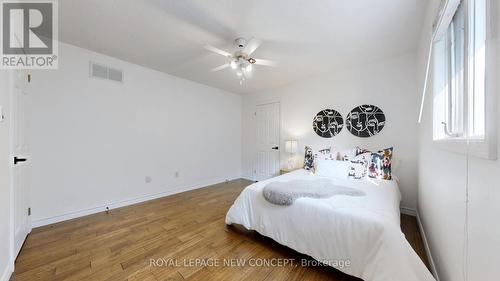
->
xmin=312 ymin=109 xmax=344 ymax=138
xmin=346 ymin=104 xmax=386 ymax=138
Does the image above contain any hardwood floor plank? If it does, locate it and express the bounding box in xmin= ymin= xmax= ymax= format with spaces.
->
xmin=12 ymin=179 xmax=430 ymax=281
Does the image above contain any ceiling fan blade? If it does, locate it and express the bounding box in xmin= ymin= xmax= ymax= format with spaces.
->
xmin=244 ymin=38 xmax=262 ymax=55
xmin=211 ymin=63 xmax=230 ymax=72
xmin=204 ymin=45 xmax=232 ymax=57
xmin=253 ymin=58 xmax=277 ymax=67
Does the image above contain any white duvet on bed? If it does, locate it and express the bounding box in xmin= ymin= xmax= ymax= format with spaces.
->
xmin=225 ymin=169 xmax=435 ymax=281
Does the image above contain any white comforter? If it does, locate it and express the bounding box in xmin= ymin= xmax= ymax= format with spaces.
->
xmin=225 ymin=169 xmax=435 ymax=281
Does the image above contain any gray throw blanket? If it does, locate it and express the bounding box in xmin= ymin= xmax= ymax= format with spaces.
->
xmin=263 ymin=179 xmax=365 ymax=206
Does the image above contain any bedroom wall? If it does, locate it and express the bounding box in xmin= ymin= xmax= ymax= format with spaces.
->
xmin=242 ymin=53 xmax=420 ymax=210
xmin=417 ymin=1 xmax=500 ymax=281
xmin=27 ymin=42 xmax=242 ymax=227
xmin=0 ymin=71 xmax=13 ymax=281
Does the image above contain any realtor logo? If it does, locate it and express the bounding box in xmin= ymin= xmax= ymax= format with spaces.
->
xmin=1 ymin=0 xmax=58 ymax=69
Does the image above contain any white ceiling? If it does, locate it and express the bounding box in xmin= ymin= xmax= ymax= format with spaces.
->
xmin=59 ymin=0 xmax=427 ymax=94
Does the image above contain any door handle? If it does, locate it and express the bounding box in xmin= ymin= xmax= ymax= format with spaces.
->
xmin=14 ymin=157 xmax=27 ymax=165
xmin=271 ymin=146 xmax=279 ymax=150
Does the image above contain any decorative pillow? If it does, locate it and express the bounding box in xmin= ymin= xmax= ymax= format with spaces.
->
xmin=347 ymin=161 xmax=368 ymax=179
xmin=315 ymin=159 xmax=350 ymax=179
xmin=353 ymin=152 xmax=371 ymax=164
xmin=368 ymin=147 xmax=393 ymax=180
xmin=314 ymin=147 xmax=335 ymax=161
xmin=334 ymin=148 xmax=357 ymax=161
xmin=304 ymin=146 xmax=338 ymax=171
xmin=346 ymin=152 xmax=370 ymax=179
xmin=347 ymin=153 xmax=370 ymax=179
xmin=355 ymin=146 xmax=370 ymax=156
xmin=303 ymin=146 xmax=314 ymax=170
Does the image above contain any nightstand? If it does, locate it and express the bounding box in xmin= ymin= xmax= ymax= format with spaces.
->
xmin=280 ymin=167 xmax=300 ymax=175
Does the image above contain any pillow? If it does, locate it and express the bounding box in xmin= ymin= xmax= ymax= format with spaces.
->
xmin=315 ymin=159 xmax=350 ymax=179
xmin=303 ymin=146 xmax=336 ymax=171
xmin=368 ymin=147 xmax=393 ymax=180
xmin=314 ymin=146 xmax=335 ymax=160
xmin=303 ymin=146 xmax=314 ymax=170
xmin=347 ymin=161 xmax=368 ymax=179
xmin=346 ymin=152 xmax=371 ymax=179
xmin=355 ymin=146 xmax=370 ymax=156
xmin=332 ymin=148 xmax=357 ymax=161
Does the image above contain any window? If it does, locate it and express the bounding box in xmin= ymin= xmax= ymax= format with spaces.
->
xmin=467 ymin=0 xmax=486 ymax=139
xmin=432 ymin=0 xmax=486 ymax=141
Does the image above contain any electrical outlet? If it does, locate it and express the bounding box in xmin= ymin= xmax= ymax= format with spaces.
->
xmin=174 ymin=171 xmax=179 ymax=178
xmin=145 ymin=176 xmax=152 ymax=183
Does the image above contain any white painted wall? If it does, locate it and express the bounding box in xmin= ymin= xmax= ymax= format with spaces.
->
xmin=0 ymin=70 xmax=13 ymax=281
xmin=27 ymin=42 xmax=242 ymax=226
xmin=417 ymin=1 xmax=500 ymax=281
xmin=242 ymin=53 xmax=420 ymax=209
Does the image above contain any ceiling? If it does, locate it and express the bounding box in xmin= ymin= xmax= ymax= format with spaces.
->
xmin=59 ymin=0 xmax=427 ymax=94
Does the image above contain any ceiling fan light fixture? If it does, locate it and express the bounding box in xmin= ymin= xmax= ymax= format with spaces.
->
xmin=205 ymin=38 xmax=276 ymax=82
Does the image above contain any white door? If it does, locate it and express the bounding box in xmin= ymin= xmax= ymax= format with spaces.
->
xmin=255 ymin=102 xmax=280 ymax=181
xmin=12 ymin=69 xmax=31 ymax=257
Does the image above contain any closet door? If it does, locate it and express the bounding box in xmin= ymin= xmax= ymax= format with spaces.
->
xmin=255 ymin=102 xmax=280 ymax=181
xmin=12 ymin=69 xmax=31 ymax=258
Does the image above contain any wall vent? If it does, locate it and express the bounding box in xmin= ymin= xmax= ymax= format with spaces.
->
xmin=89 ymin=62 xmax=123 ymax=83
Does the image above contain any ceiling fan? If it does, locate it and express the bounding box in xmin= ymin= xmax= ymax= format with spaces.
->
xmin=204 ymin=37 xmax=277 ymax=84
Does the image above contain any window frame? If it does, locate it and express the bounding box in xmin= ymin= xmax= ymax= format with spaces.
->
xmin=431 ymin=0 xmax=496 ymax=160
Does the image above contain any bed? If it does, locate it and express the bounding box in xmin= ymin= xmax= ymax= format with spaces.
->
xmin=225 ymin=169 xmax=435 ymax=281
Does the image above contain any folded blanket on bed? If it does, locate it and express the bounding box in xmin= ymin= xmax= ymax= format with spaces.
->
xmin=262 ymin=179 xmax=365 ymax=205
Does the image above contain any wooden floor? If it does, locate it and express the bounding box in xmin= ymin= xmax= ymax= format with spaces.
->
xmin=12 ymin=179 xmax=429 ymax=281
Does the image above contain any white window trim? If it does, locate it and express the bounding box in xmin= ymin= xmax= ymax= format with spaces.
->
xmin=432 ymin=0 xmax=497 ymax=160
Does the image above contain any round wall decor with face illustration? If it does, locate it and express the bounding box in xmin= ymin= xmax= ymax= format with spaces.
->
xmin=346 ymin=104 xmax=386 ymax=138
xmin=312 ymin=109 xmax=344 ymax=138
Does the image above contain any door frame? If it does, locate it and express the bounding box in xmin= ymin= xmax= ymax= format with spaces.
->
xmin=253 ymin=100 xmax=281 ymax=181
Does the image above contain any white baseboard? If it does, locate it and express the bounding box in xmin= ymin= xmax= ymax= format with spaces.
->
xmin=0 ymin=262 xmax=14 ymax=281
xmin=416 ymin=212 xmax=440 ymax=281
xmin=400 ymin=207 xmax=440 ymax=281
xmin=400 ymin=206 xmax=417 ymax=216
xmin=31 ymin=175 xmax=242 ymax=228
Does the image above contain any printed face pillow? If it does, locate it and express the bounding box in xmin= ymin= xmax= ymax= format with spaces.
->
xmin=304 ymin=146 xmax=314 ymax=170
xmin=368 ymin=147 xmax=393 ymax=180
xmin=314 ymin=147 xmax=335 ymax=161
xmin=336 ymin=148 xmax=357 ymax=161
xmin=355 ymin=147 xmax=370 ymax=155
xmin=303 ymin=146 xmax=336 ymax=171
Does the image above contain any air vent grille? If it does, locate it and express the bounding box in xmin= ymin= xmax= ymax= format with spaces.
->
xmin=108 ymin=68 xmax=123 ymax=82
xmin=89 ymin=62 xmax=123 ymax=83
